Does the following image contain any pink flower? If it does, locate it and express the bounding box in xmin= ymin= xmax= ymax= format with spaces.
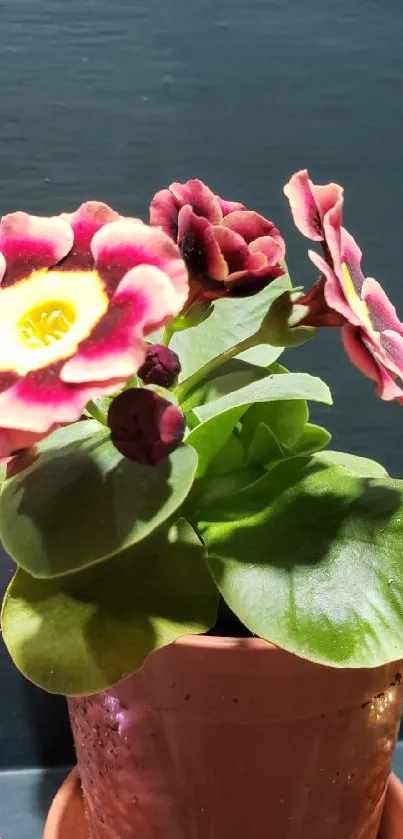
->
xmin=107 ymin=388 xmax=185 ymax=466
xmin=0 ymin=202 xmax=188 ymax=459
xmin=284 ymin=170 xmax=403 ymax=401
xmin=150 ymin=179 xmax=285 ymax=308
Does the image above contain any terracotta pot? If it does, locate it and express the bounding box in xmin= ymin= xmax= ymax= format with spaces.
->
xmin=43 ymin=768 xmax=403 ymax=839
xmin=65 ymin=637 xmax=403 ymax=839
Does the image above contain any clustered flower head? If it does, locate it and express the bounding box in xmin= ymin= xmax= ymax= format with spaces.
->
xmin=150 ymin=178 xmax=286 ymax=309
xmin=284 ymin=169 xmax=403 ymax=401
xmin=2 ymin=171 xmax=402 ymax=473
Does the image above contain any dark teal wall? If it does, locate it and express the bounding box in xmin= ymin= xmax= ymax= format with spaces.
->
xmin=0 ymin=0 xmax=402 ymax=765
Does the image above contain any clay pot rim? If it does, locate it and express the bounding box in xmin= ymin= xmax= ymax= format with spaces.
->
xmin=44 ymin=768 xmax=403 ymax=839
xmin=173 ymin=634 xmax=275 ymax=652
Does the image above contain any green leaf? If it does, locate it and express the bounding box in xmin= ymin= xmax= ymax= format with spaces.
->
xmin=241 ymin=399 xmax=309 ymax=452
xmin=207 ymin=433 xmax=244 ymax=476
xmin=291 ymin=423 xmax=331 ymax=456
xmin=191 ymin=468 xmax=264 ymax=508
xmin=171 ymin=274 xmax=291 ymax=380
xmin=199 ymin=456 xmax=403 ymax=668
xmin=246 ymin=422 xmax=283 ymax=467
xmin=314 ymin=450 xmax=388 ymax=478
xmin=1 ymin=519 xmax=219 ymax=695
xmin=193 ymin=373 xmax=332 ymax=424
xmin=182 ymin=360 xmax=266 ymax=414
xmin=187 ymin=406 xmax=247 ymax=478
xmin=0 ymin=422 xmax=198 ymax=578
xmin=236 ymin=345 xmax=284 ymax=366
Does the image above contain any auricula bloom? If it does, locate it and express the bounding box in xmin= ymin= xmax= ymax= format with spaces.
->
xmin=0 ymin=202 xmax=188 ymax=458
xmin=284 ymin=170 xmax=403 ymax=401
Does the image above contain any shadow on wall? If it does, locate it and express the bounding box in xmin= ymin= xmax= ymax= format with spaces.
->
xmin=0 ymin=546 xmax=75 ymax=769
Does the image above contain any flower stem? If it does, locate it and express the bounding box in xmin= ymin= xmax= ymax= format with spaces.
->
xmin=175 ymin=332 xmax=261 ymax=404
xmin=161 ymin=325 xmax=174 ymax=346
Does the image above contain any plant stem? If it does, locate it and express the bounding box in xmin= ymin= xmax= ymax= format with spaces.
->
xmin=161 ymin=325 xmax=174 ymax=346
xmin=86 ymin=399 xmax=108 ymax=425
xmin=175 ymin=332 xmax=261 ymax=403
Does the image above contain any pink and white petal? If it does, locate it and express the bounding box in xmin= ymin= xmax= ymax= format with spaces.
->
xmin=249 ymin=234 xmax=285 ymax=265
xmin=117 ymin=264 xmax=187 ymax=333
xmin=0 ymin=427 xmax=49 ymax=460
xmin=218 ymin=196 xmax=245 ymax=216
xmin=61 ymin=296 xmax=147 ymax=384
xmin=92 ymin=219 xmax=188 ymax=306
xmin=284 ymin=170 xmax=343 ymax=242
xmin=361 ymin=277 xmax=403 ymax=334
xmin=309 ymin=249 xmax=361 ymax=326
xmin=0 ymin=213 xmax=74 ymax=287
xmin=0 ymin=251 xmax=6 ymax=284
xmin=338 ymin=227 xmax=365 ymax=295
xmin=149 ymin=188 xmax=180 ymax=239
xmin=59 ymin=202 xmax=121 ymax=270
xmin=283 ymin=170 xmax=325 ymax=241
xmin=342 ymin=325 xmax=403 ymax=400
xmin=62 ymin=264 xmax=183 ymax=384
xmin=312 ymin=182 xmax=344 ymax=223
xmin=378 ymin=330 xmax=403 ymax=381
xmin=342 ymin=325 xmax=384 ymax=388
xmin=222 ymin=210 xmax=281 ymax=245
xmin=178 ymin=206 xmax=228 ymax=282
xmin=322 ymin=203 xmax=344 ymax=274
xmin=0 ymin=363 xmax=126 ymax=432
xmin=169 ymin=180 xmax=223 ymax=224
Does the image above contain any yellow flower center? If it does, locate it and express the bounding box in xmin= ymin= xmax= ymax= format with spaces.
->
xmin=342 ymin=263 xmax=372 ymax=332
xmin=0 ymin=269 xmax=109 ymax=375
xmin=18 ymin=300 xmax=76 ymax=348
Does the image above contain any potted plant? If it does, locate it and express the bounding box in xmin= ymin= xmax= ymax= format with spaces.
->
xmin=0 ymin=172 xmax=402 ymax=839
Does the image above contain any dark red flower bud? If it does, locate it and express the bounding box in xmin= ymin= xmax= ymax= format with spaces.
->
xmin=107 ymin=388 xmax=185 ymax=466
xmin=138 ymin=344 xmax=181 ymax=387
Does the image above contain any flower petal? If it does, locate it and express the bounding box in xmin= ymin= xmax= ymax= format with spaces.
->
xmin=149 ymin=189 xmax=179 ymax=239
xmin=212 ymin=225 xmax=253 ymax=274
xmin=249 ymin=235 xmax=286 ymax=265
xmin=0 ymin=213 xmax=74 ymax=287
xmin=178 ymin=206 xmax=228 ymax=282
xmin=222 ymin=210 xmax=283 ymax=247
xmin=59 ymin=202 xmax=121 ymax=270
xmin=0 ymin=252 xmax=6 ymax=284
xmin=378 ymin=330 xmax=403 ymax=382
xmin=170 ymin=179 xmax=223 ymax=224
xmin=218 ymin=196 xmax=245 ymax=215
xmin=342 ymin=325 xmax=403 ymax=400
xmin=284 ymin=169 xmax=343 ymax=242
xmin=362 ymin=277 xmax=403 ymax=334
xmin=0 ymin=428 xmax=47 ymax=460
xmin=92 ymin=220 xmax=188 ymax=306
xmin=0 ymin=362 xmax=124 ymax=432
xmin=309 ymin=250 xmax=360 ymax=325
xmin=61 ymin=265 xmax=184 ymax=384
